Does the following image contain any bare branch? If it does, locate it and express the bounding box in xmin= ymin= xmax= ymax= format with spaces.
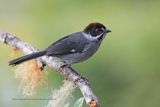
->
xmin=0 ymin=31 xmax=99 ymax=107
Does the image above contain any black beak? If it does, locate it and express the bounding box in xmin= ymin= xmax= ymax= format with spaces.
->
xmin=105 ymin=29 xmax=111 ymax=33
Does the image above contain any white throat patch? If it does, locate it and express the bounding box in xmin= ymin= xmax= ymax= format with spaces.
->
xmin=82 ymin=32 xmax=103 ymax=41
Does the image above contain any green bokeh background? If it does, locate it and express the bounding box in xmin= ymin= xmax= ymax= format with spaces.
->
xmin=0 ymin=0 xmax=160 ymax=107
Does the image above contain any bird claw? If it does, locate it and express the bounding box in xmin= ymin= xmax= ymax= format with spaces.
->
xmin=74 ymin=76 xmax=89 ymax=85
xmin=59 ymin=64 xmax=71 ymax=70
xmin=40 ymin=63 xmax=46 ymax=71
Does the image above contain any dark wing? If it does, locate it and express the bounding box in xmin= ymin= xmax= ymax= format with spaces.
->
xmin=44 ymin=32 xmax=88 ymax=56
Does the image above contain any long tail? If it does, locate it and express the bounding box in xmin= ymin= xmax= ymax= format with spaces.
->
xmin=9 ymin=51 xmax=46 ymax=66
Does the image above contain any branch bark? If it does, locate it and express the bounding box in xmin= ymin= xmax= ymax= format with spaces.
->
xmin=0 ymin=31 xmax=99 ymax=107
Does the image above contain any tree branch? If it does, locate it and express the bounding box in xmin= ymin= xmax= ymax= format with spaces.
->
xmin=0 ymin=31 xmax=99 ymax=107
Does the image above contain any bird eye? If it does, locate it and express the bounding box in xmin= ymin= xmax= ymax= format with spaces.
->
xmin=95 ymin=29 xmax=98 ymax=32
xmin=90 ymin=28 xmax=103 ymax=37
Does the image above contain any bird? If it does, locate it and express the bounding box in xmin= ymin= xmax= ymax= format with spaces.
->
xmin=9 ymin=22 xmax=111 ymax=67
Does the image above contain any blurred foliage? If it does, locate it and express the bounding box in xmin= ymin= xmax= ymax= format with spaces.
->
xmin=0 ymin=0 xmax=160 ymax=107
xmin=73 ymin=97 xmax=84 ymax=107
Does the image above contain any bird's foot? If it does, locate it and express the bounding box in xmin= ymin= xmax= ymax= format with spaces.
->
xmin=74 ymin=76 xmax=89 ymax=85
xmin=59 ymin=64 xmax=71 ymax=70
xmin=40 ymin=63 xmax=46 ymax=71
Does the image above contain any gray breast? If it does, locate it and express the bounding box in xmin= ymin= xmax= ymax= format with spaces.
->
xmin=60 ymin=41 xmax=100 ymax=64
